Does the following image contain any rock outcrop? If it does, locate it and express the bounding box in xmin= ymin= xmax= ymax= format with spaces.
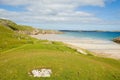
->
xmin=30 ymin=69 xmax=52 ymax=77
xmin=113 ymin=37 xmax=120 ymax=43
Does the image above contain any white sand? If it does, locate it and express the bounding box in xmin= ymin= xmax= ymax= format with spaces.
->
xmin=31 ymin=34 xmax=120 ymax=59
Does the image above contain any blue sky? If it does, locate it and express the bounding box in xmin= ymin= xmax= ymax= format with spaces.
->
xmin=0 ymin=0 xmax=120 ymax=30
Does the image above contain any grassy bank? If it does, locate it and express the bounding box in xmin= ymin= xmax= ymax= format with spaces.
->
xmin=0 ymin=19 xmax=120 ymax=80
xmin=0 ymin=24 xmax=35 ymax=52
xmin=0 ymin=41 xmax=120 ymax=80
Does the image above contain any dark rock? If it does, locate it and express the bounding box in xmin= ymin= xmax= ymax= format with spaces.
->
xmin=113 ymin=37 xmax=120 ymax=43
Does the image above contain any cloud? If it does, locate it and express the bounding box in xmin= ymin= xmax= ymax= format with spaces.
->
xmin=0 ymin=0 xmax=106 ymax=6
xmin=0 ymin=8 xmax=101 ymax=24
xmin=0 ymin=0 xmax=116 ymax=25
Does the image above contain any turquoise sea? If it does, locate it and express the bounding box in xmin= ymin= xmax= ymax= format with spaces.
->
xmin=60 ymin=30 xmax=120 ymax=41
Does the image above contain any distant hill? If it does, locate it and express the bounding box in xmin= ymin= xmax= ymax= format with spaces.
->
xmin=0 ymin=19 xmax=39 ymax=35
xmin=0 ymin=19 xmax=63 ymax=35
xmin=60 ymin=30 xmax=120 ymax=32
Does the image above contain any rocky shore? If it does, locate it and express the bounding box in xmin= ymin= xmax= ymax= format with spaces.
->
xmin=113 ymin=37 xmax=120 ymax=44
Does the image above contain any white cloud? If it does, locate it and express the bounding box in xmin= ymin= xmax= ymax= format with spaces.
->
xmin=0 ymin=8 xmax=101 ymax=24
xmin=0 ymin=0 xmax=106 ymax=6
xmin=0 ymin=0 xmax=116 ymax=25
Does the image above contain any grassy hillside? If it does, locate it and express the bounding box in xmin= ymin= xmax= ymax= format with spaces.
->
xmin=0 ymin=19 xmax=35 ymax=52
xmin=0 ymin=41 xmax=120 ymax=80
xmin=0 ymin=19 xmax=35 ymax=31
xmin=0 ymin=18 xmax=61 ymax=51
xmin=0 ymin=19 xmax=120 ymax=80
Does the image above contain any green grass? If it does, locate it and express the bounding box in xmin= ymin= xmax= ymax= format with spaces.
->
xmin=0 ymin=18 xmax=120 ymax=80
xmin=0 ymin=19 xmax=35 ymax=31
xmin=0 ymin=41 xmax=120 ymax=80
xmin=0 ymin=24 xmax=35 ymax=52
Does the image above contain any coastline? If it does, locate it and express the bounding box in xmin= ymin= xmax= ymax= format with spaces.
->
xmin=31 ymin=34 xmax=120 ymax=59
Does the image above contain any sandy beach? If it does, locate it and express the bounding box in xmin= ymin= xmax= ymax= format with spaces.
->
xmin=31 ymin=34 xmax=120 ymax=59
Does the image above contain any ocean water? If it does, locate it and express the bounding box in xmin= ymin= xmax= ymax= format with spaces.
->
xmin=60 ymin=31 xmax=120 ymax=41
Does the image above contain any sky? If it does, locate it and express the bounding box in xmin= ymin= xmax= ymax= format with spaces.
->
xmin=0 ymin=0 xmax=120 ymax=30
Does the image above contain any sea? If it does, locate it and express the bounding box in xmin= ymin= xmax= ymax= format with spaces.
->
xmin=60 ymin=30 xmax=120 ymax=41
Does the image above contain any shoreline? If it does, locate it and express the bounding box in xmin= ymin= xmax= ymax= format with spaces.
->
xmin=31 ymin=34 xmax=120 ymax=59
